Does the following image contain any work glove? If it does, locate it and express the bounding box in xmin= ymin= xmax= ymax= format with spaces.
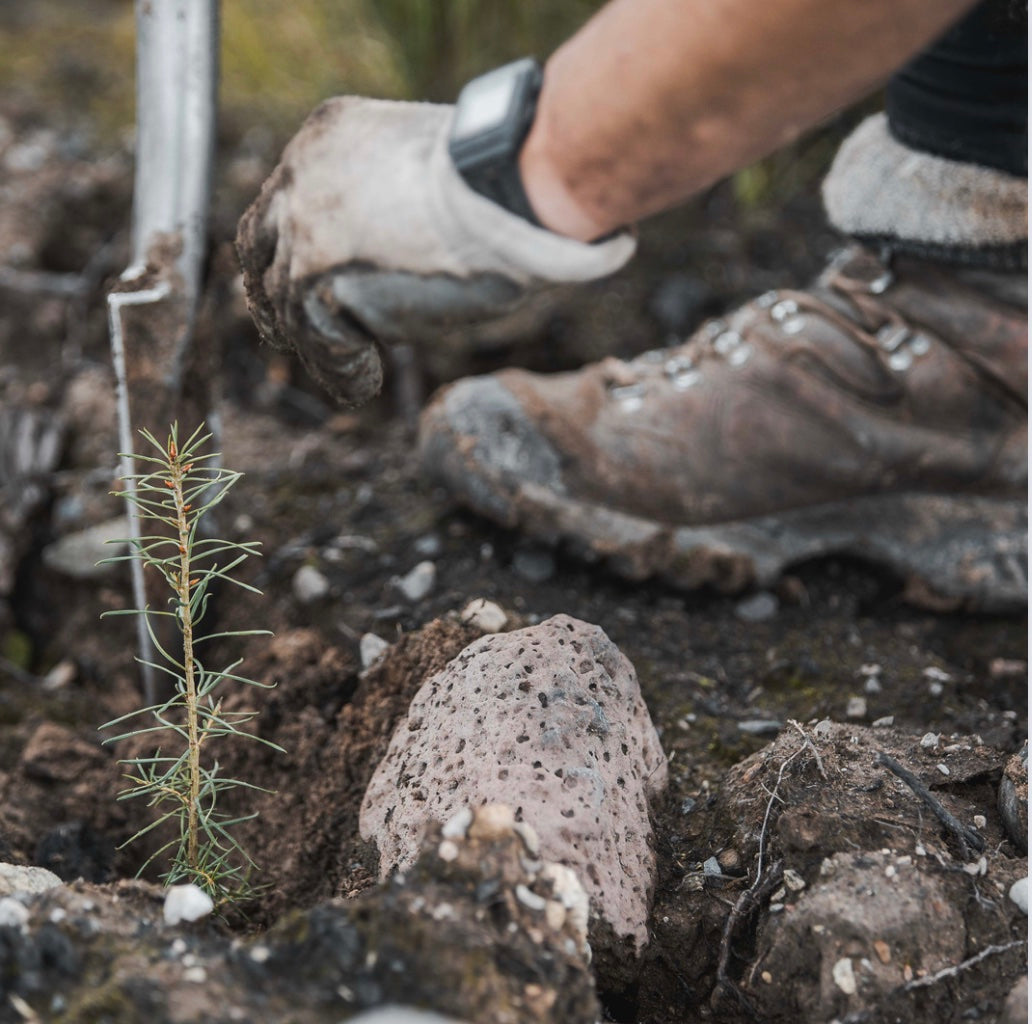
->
xmin=235 ymin=97 xmax=636 ymax=407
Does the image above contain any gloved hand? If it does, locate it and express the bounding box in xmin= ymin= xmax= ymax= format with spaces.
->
xmin=235 ymin=97 xmax=636 ymax=407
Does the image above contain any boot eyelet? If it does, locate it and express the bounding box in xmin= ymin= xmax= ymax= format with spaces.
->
xmin=610 ymin=383 xmax=646 ymax=412
xmin=728 ymin=345 xmax=752 ymax=367
xmin=713 ymin=330 xmax=743 ymax=354
xmin=888 ymin=349 xmax=913 ymax=372
xmin=909 ymin=334 xmax=931 ymax=357
xmin=876 ymin=324 xmax=910 ymax=352
xmin=663 ymin=355 xmax=695 ymax=378
xmin=671 ymin=370 xmax=701 ymax=390
xmin=868 ymin=269 xmax=894 ymax=295
xmin=770 ymin=300 xmax=799 ymax=322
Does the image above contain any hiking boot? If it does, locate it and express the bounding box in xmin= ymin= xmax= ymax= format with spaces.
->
xmin=419 ymin=245 xmax=1027 ymax=610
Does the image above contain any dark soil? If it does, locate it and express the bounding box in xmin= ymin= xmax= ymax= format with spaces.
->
xmin=0 ymin=98 xmax=1025 ymax=1022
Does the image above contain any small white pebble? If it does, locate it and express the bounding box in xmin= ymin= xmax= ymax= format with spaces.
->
xmin=468 ymin=803 xmax=515 ymax=839
xmin=515 ymin=884 xmax=547 ymax=912
xmin=846 ymin=696 xmax=867 ymax=719
xmin=183 ymin=966 xmax=207 ymax=984
xmin=961 ymin=857 xmax=987 ymax=877
xmin=0 ymin=897 xmax=29 ymax=930
xmin=249 ymin=944 xmax=271 ymax=964
xmin=928 ymin=681 xmax=944 ymax=697
xmin=783 ymin=869 xmax=806 ymax=892
xmin=833 ymin=957 xmax=857 ymax=995
xmin=1009 ymin=877 xmax=1028 ymax=914
xmin=359 ymin=633 xmax=389 ymax=669
xmin=703 ymin=857 xmax=722 ymax=876
xmin=544 ymin=900 xmax=567 ymax=931
xmin=442 ymin=807 xmax=473 ymax=840
xmin=915 ymin=844 xmax=927 ymax=857
xmin=936 ymin=763 xmax=950 ymax=776
xmin=920 ymin=732 xmax=939 ymax=749
xmin=437 ymin=840 xmax=459 ymax=862
xmin=163 ymin=884 xmax=214 ymax=926
xmin=513 ymin=821 xmax=541 ymax=857
xmin=170 ymin=938 xmax=187 ymax=956
xmin=872 ymin=716 xmax=894 ymax=728
xmin=393 ymin=560 xmax=436 ymax=602
xmin=973 ymin=815 xmax=987 ymax=830
xmin=885 ymin=865 xmax=897 ymax=878
xmin=292 ymin=564 xmax=329 ymax=603
xmin=460 ymin=598 xmax=508 ymax=633
xmin=923 ymin=666 xmax=951 ymax=682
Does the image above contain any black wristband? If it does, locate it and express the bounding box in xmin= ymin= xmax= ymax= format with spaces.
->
xmin=448 ymin=58 xmax=544 ymax=227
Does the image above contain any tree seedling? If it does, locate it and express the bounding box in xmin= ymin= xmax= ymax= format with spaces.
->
xmin=100 ymin=423 xmax=280 ymax=905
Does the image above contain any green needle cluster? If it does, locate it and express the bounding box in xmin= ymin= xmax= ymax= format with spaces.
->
xmin=100 ymin=424 xmax=281 ymax=905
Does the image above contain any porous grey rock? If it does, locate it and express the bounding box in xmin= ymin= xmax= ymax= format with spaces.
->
xmin=0 ymin=863 xmax=62 ymax=897
xmin=360 ymin=615 xmax=667 ymax=954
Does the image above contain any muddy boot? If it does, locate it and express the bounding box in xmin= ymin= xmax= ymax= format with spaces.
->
xmin=419 ymin=119 xmax=1027 ymax=611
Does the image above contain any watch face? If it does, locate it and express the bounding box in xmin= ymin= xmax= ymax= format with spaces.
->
xmin=450 ymin=66 xmax=520 ymax=143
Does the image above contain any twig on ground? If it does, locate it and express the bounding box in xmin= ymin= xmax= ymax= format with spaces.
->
xmin=788 ymin=719 xmax=828 ymax=779
xmin=712 ymin=731 xmax=813 ymax=1013
xmin=875 ymin=752 xmax=984 ymax=859
xmin=712 ymin=858 xmax=783 ymax=1015
xmin=902 ymin=940 xmax=1025 ymax=991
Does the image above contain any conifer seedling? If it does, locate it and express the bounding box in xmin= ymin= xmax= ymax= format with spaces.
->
xmin=100 ymin=423 xmax=281 ymax=904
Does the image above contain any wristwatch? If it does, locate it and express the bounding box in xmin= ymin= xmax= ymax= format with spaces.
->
xmin=448 ymin=58 xmax=543 ymax=226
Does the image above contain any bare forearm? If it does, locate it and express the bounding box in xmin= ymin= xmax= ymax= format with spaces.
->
xmin=520 ymin=0 xmax=977 ymax=240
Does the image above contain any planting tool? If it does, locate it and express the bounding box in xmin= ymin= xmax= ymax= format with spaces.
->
xmin=108 ymin=1 xmax=220 ymax=703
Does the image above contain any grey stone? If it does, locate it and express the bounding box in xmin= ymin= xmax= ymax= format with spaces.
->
xmin=360 ymin=615 xmax=667 ymax=955
xmin=41 ymin=516 xmax=128 ymax=579
xmin=734 ymin=591 xmax=779 ymax=622
xmin=394 ymin=560 xmax=436 ymax=602
xmin=293 ymin=564 xmax=330 ymax=603
xmin=360 ymin=633 xmax=390 ymax=669
xmin=459 ymin=599 xmax=507 ymax=634
xmin=512 ymin=547 xmax=555 ymax=583
xmin=1009 ymin=877 xmax=1028 ymax=915
xmin=0 ymin=862 xmax=62 ymax=897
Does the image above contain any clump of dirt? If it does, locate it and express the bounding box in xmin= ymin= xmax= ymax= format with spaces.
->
xmin=219 ymin=616 xmax=482 ymax=924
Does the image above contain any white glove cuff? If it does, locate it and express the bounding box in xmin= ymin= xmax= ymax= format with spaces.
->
xmin=430 ymin=113 xmax=637 ymax=285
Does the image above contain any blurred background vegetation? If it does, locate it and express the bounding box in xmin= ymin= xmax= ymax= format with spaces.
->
xmin=0 ymin=0 xmax=604 ymax=140
xmin=0 ymin=0 xmax=865 ymax=217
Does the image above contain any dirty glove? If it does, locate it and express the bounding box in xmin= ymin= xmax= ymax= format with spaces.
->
xmin=235 ymin=97 xmax=636 ymax=407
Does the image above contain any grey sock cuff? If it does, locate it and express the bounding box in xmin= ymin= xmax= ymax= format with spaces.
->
xmin=823 ymin=113 xmax=1027 ymax=269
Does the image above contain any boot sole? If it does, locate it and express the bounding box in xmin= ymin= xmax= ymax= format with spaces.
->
xmin=521 ymin=484 xmax=1027 ymax=612
xmin=436 ymin=461 xmax=1027 ymax=611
